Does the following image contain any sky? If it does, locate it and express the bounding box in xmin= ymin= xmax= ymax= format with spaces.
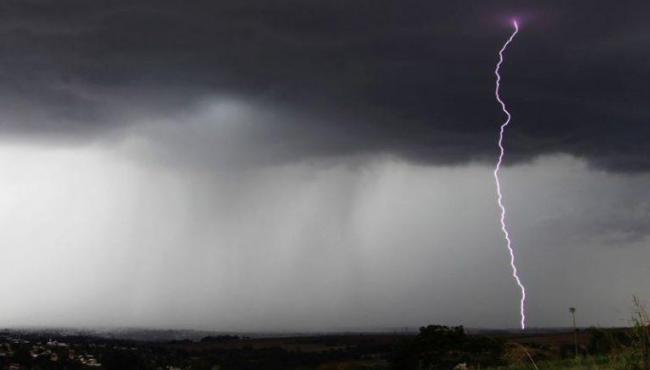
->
xmin=0 ymin=0 xmax=649 ymax=331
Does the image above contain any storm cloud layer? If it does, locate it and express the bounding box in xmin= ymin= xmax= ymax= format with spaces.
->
xmin=0 ymin=1 xmax=649 ymax=331
xmin=1 ymin=0 xmax=649 ymax=170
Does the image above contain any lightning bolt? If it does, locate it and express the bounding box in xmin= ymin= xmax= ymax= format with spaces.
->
xmin=493 ymin=20 xmax=526 ymax=330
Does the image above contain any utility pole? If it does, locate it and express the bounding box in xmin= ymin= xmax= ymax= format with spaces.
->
xmin=569 ymin=307 xmax=578 ymax=358
xmin=641 ymin=323 xmax=650 ymax=370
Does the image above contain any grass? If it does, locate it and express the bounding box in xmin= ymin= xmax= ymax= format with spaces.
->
xmin=488 ymin=353 xmax=644 ymax=370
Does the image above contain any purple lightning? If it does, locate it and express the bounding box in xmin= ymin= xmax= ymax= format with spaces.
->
xmin=493 ymin=20 xmax=526 ymax=330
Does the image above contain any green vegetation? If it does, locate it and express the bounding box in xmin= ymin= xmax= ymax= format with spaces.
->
xmin=487 ymin=299 xmax=650 ymax=370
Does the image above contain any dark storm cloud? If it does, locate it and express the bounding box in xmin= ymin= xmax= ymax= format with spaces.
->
xmin=1 ymin=0 xmax=648 ymax=170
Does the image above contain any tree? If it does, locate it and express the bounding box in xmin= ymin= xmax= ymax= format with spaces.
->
xmin=390 ymin=325 xmax=504 ymax=370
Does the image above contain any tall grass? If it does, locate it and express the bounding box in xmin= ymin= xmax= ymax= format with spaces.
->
xmin=488 ymin=352 xmax=642 ymax=370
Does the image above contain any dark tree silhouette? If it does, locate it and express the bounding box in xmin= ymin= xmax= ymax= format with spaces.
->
xmin=390 ymin=325 xmax=504 ymax=370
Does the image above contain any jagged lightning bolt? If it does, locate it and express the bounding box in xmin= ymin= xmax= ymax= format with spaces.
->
xmin=493 ymin=20 xmax=526 ymax=330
